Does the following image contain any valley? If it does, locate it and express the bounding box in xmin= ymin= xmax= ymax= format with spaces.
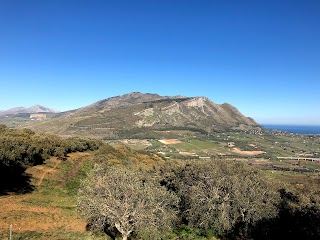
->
xmin=107 ymin=129 xmax=320 ymax=181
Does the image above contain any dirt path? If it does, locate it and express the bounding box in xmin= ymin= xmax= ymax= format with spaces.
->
xmin=37 ymin=158 xmax=60 ymax=187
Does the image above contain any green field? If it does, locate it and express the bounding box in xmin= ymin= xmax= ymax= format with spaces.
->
xmin=108 ymin=130 xmax=320 ymax=175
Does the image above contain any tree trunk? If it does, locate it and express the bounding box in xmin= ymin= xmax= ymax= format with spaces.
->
xmin=115 ymin=223 xmax=131 ymax=240
xmin=122 ymin=231 xmax=131 ymax=240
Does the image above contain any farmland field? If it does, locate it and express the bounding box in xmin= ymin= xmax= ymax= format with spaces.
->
xmin=108 ymin=130 xmax=320 ymax=175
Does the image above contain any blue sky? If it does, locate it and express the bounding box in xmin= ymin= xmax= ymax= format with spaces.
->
xmin=0 ymin=0 xmax=319 ymax=124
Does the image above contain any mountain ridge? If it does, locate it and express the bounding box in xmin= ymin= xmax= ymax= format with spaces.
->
xmin=25 ymin=92 xmax=261 ymax=138
xmin=74 ymin=92 xmax=189 ymax=114
xmin=0 ymin=105 xmax=60 ymax=117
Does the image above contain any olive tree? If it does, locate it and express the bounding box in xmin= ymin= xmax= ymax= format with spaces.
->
xmin=176 ymin=160 xmax=280 ymax=235
xmin=78 ymin=164 xmax=179 ymax=240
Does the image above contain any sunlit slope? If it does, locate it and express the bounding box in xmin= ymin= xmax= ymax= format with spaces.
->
xmin=26 ymin=92 xmax=260 ymax=138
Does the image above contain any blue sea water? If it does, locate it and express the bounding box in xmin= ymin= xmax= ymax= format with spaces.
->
xmin=262 ymin=124 xmax=320 ymax=134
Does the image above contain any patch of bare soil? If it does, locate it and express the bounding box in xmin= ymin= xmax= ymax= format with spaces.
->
xmin=159 ymin=139 xmax=182 ymax=144
xmin=232 ymin=148 xmax=266 ymax=156
xmin=67 ymin=152 xmax=92 ymax=160
xmin=179 ymin=151 xmax=198 ymax=156
xmin=253 ymin=159 xmax=272 ymax=164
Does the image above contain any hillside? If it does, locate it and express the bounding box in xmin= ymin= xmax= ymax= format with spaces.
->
xmin=26 ymin=92 xmax=260 ymax=139
xmin=0 ymin=143 xmax=164 ymax=239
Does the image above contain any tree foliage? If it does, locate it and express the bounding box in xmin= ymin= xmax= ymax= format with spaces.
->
xmin=154 ymin=159 xmax=280 ymax=236
xmin=78 ymin=165 xmax=179 ymax=240
xmin=78 ymin=158 xmax=284 ymax=239
xmin=0 ymin=125 xmax=101 ymax=168
xmin=0 ymin=124 xmax=102 ymax=194
xmin=177 ymin=160 xmax=279 ymax=234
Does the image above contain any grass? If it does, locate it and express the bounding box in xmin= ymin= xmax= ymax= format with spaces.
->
xmin=165 ymin=139 xmax=230 ymax=156
xmin=264 ymin=170 xmax=315 ymax=184
xmin=189 ymin=140 xmax=221 ymax=149
xmin=173 ymin=142 xmax=198 ymax=152
xmin=0 ymin=153 xmax=96 ymax=239
xmin=174 ymin=141 xmax=210 ymax=152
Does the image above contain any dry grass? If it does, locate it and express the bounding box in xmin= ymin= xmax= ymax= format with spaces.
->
xmin=0 ymin=194 xmax=86 ymax=234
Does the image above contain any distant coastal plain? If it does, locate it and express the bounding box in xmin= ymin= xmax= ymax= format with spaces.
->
xmin=263 ymin=124 xmax=320 ymax=134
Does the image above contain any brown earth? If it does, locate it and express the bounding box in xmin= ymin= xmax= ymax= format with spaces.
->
xmin=232 ymin=147 xmax=266 ymax=156
xmin=159 ymin=139 xmax=182 ymax=144
xmin=36 ymin=158 xmax=60 ymax=186
xmin=0 ymin=194 xmax=86 ymax=235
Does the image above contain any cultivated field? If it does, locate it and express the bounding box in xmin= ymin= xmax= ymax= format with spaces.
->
xmin=109 ymin=130 xmax=320 ymax=175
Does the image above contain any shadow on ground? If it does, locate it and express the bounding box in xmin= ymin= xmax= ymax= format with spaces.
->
xmin=0 ymin=163 xmax=35 ymax=195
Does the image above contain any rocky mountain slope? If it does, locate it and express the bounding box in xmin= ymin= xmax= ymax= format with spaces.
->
xmin=26 ymin=92 xmax=260 ymax=138
xmin=0 ymin=105 xmax=59 ymax=117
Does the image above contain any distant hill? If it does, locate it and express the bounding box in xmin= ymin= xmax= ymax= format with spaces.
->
xmin=0 ymin=105 xmax=60 ymax=117
xmin=26 ymin=92 xmax=261 ymax=138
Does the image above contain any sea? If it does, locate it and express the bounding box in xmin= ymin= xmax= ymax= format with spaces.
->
xmin=262 ymin=124 xmax=320 ymax=135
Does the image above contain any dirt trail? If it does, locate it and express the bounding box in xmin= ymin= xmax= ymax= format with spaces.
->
xmin=35 ymin=153 xmax=92 ymax=187
xmin=37 ymin=158 xmax=60 ymax=187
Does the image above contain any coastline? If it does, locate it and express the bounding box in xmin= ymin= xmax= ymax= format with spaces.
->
xmin=262 ymin=124 xmax=320 ymax=135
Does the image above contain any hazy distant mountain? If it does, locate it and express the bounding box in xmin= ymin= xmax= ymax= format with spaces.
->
xmin=0 ymin=105 xmax=60 ymax=117
xmin=27 ymin=92 xmax=260 ymax=138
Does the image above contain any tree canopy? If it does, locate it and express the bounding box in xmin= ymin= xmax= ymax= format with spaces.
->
xmin=0 ymin=124 xmax=102 ymax=194
xmin=174 ymin=160 xmax=280 ymax=234
xmin=78 ymin=165 xmax=179 ymax=240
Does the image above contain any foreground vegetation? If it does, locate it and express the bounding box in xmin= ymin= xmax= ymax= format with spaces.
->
xmin=0 ymin=153 xmax=97 ymax=239
xmin=0 ymin=124 xmax=101 ymax=194
xmin=1 ymin=125 xmax=320 ymax=239
xmin=77 ymin=156 xmax=320 ymax=240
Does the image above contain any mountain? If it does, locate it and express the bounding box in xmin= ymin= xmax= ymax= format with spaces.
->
xmin=79 ymin=92 xmax=186 ymax=110
xmin=26 ymin=92 xmax=260 ymax=138
xmin=0 ymin=105 xmax=60 ymax=117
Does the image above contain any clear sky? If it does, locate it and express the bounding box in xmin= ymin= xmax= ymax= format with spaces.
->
xmin=0 ymin=0 xmax=319 ymax=125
